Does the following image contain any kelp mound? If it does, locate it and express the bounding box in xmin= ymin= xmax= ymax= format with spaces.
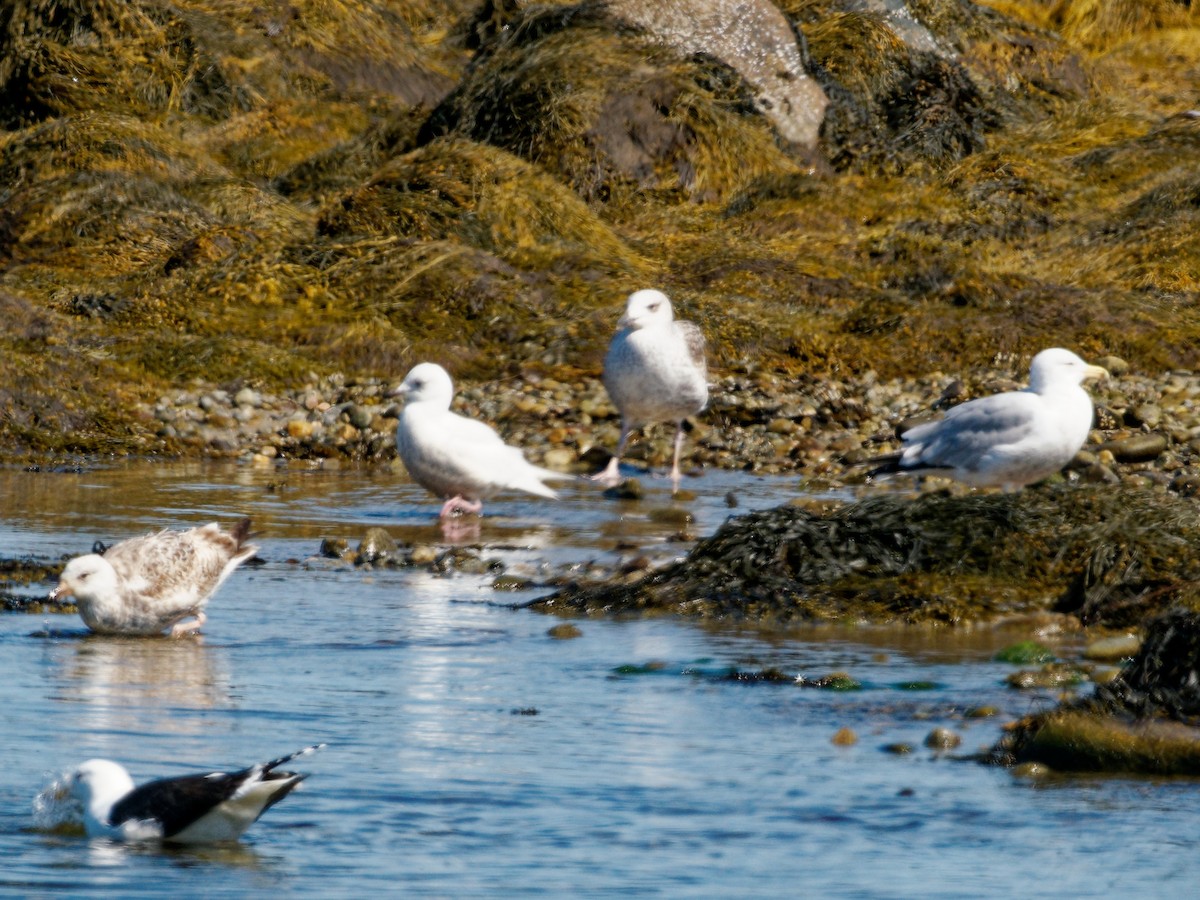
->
xmin=991 ymin=610 xmax=1200 ymax=774
xmin=530 ymin=486 xmax=1200 ymax=626
xmin=0 ymin=0 xmax=454 ymax=129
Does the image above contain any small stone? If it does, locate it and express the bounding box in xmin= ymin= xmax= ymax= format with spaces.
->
xmin=547 ymin=623 xmax=583 ymax=640
xmin=647 ymin=506 xmax=694 ymax=526
xmin=346 ymin=404 xmax=374 ymax=429
xmin=831 ymin=727 xmax=857 ymax=746
xmin=1082 ymin=633 xmax=1141 ymax=661
xmin=965 ymin=706 xmax=999 ymax=719
xmin=356 ymin=527 xmax=398 ymax=564
xmin=234 ymin=387 xmax=261 ymax=407
xmin=319 ymin=537 xmax=352 ymax=560
xmin=287 ymin=419 xmax=315 ymax=439
xmin=884 ymin=743 xmax=914 ymax=755
xmin=604 ymin=477 xmax=644 ymax=500
xmin=924 ymin=727 xmax=962 ymax=750
xmin=1127 ymin=404 xmax=1162 ymax=428
xmin=1097 ymin=433 xmax=1168 ymax=463
xmin=410 ymin=544 xmax=439 ymax=566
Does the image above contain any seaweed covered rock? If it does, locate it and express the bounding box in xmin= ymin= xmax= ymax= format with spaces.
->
xmin=991 ymin=610 xmax=1200 ymax=774
xmin=530 ymin=486 xmax=1200 ymax=626
xmin=423 ymin=1 xmax=804 ymax=202
xmin=786 ymin=0 xmax=1089 ymax=173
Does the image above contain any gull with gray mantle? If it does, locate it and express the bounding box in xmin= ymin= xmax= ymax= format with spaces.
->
xmin=49 ymin=519 xmax=258 ymax=636
xmin=392 ymin=362 xmax=571 ymax=518
xmin=596 ymin=289 xmax=708 ymax=489
xmin=56 ymin=745 xmax=323 ymax=843
xmin=868 ymin=347 xmax=1109 ymax=491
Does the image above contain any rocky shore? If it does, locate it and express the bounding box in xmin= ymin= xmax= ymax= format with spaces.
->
xmin=140 ymin=353 xmax=1200 ymax=495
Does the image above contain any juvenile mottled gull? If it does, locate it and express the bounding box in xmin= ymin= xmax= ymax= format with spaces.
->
xmin=869 ymin=348 xmax=1109 ymax=491
xmin=56 ymin=744 xmax=323 ymax=844
xmin=49 ymin=519 xmax=257 ymax=637
xmin=392 ymin=362 xmax=570 ymax=518
xmin=597 ymin=289 xmax=708 ymax=487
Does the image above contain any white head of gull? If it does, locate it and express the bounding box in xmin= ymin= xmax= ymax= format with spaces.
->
xmin=63 ymin=745 xmax=323 ymax=844
xmin=49 ymin=519 xmax=258 ymax=637
xmin=597 ymin=289 xmax=708 ymax=489
xmin=879 ymin=347 xmax=1109 ymax=491
xmin=392 ymin=362 xmax=570 ymax=519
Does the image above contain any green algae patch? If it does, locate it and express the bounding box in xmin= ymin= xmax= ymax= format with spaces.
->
xmin=994 ymin=640 xmax=1056 ymax=665
xmin=991 ymin=610 xmax=1200 ymax=775
xmin=530 ymin=486 xmax=1200 ymax=628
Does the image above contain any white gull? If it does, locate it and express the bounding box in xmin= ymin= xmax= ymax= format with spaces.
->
xmin=49 ymin=519 xmax=258 ymax=637
xmin=597 ymin=289 xmax=708 ymax=488
xmin=392 ymin=362 xmax=570 ymax=518
xmin=870 ymin=347 xmax=1109 ymax=491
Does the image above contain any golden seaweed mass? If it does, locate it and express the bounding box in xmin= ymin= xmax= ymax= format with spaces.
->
xmin=0 ymin=0 xmax=1199 ymax=457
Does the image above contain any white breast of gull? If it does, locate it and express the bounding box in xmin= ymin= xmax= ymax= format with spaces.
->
xmin=392 ymin=362 xmax=571 ymax=518
xmin=598 ymin=289 xmax=708 ymax=487
xmin=49 ymin=519 xmax=258 ymax=637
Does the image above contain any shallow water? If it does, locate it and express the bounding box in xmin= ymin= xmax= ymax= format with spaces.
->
xmin=2 ymin=462 xmax=1198 ymax=897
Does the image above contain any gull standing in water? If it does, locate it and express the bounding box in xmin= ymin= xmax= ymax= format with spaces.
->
xmin=392 ymin=362 xmax=570 ymax=518
xmin=55 ymin=745 xmax=323 ymax=843
xmin=49 ymin=519 xmax=257 ymax=637
xmin=869 ymin=347 xmax=1109 ymax=491
xmin=597 ymin=289 xmax=708 ymax=488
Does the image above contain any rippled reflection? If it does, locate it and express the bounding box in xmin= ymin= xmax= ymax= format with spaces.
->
xmin=50 ymin=635 xmax=232 ymax=738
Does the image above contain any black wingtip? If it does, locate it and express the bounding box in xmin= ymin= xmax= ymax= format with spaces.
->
xmin=263 ymin=743 xmax=327 ymax=774
xmin=231 ymin=517 xmax=254 ymax=548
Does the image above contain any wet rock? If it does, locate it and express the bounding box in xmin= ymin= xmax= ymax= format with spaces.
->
xmin=1126 ymin=404 xmax=1162 ymax=429
xmin=547 ymin=623 xmax=583 ymax=640
xmin=356 ymin=527 xmax=398 ymax=565
xmin=319 ymin=537 xmax=352 ymax=560
xmin=831 ymin=727 xmax=858 ymax=746
xmin=1095 ymin=433 xmax=1168 ymax=463
xmin=1083 ymin=633 xmax=1141 ymax=661
xmin=410 ymin=545 xmax=439 ymax=566
xmin=884 ymin=743 xmax=914 ymax=755
xmin=924 ymin=727 xmax=962 ymax=751
xmin=604 ymin=478 xmax=644 ymax=501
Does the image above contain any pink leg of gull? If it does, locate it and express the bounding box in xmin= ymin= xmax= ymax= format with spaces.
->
xmin=170 ymin=611 xmax=206 ymax=639
xmin=440 ymin=496 xmax=483 ymax=518
xmin=669 ymin=421 xmax=686 ymax=491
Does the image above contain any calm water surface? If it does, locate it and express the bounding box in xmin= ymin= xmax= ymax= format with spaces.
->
xmin=0 ymin=462 xmax=1197 ymax=897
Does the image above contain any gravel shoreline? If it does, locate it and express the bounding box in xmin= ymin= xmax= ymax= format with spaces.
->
xmin=139 ymin=354 xmax=1200 ymax=492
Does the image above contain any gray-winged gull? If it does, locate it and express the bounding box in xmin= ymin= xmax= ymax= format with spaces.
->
xmin=597 ymin=289 xmax=708 ymax=488
xmin=49 ymin=519 xmax=258 ymax=637
xmin=392 ymin=362 xmax=571 ymax=518
xmin=53 ymin=744 xmax=323 ymax=843
xmin=869 ymin=348 xmax=1109 ymax=490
